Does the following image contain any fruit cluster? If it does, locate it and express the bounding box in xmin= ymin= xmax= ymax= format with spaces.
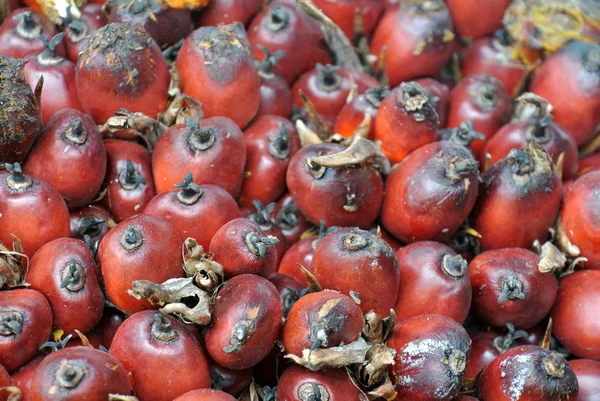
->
xmin=0 ymin=0 xmax=599 ymax=400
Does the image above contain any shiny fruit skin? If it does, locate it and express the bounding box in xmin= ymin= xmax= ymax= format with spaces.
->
xmin=415 ymin=77 xmax=450 ymax=127
xmin=63 ymin=4 xmax=107 ymax=64
xmin=559 ymin=171 xmax=600 ymax=268
xmin=272 ymin=193 xmax=312 ymax=246
xmin=0 ymin=289 xmax=52 ymax=373
xmin=0 ymin=9 xmax=62 ymax=59
xmin=381 ymin=141 xmax=479 ymax=243
xmin=282 ymin=290 xmax=363 ymax=357
xmin=312 ymin=227 xmax=399 ymax=315
xmin=394 ymin=242 xmax=471 ymax=324
xmin=26 ymin=238 xmax=103 ymax=335
xmin=69 ymin=204 xmax=115 ymax=245
xmin=447 ymin=74 xmax=512 ymax=159
xmin=204 ymin=274 xmax=282 ymax=370
xmin=11 ymin=356 xmax=44 ymax=401
xmin=551 ymin=270 xmax=600 ymax=360
xmin=98 ymin=214 xmax=184 ymax=314
xmin=374 ymin=82 xmax=440 ymax=165
xmin=0 ymin=167 xmax=70 ymax=259
xmin=446 ymin=0 xmax=511 ymax=39
xmin=23 ymin=109 xmax=105 ymax=208
xmin=97 ymin=307 xmax=126 ymax=349
xmin=174 ymin=389 xmax=238 ymax=401
xmin=312 ymin=0 xmax=384 ymax=40
xmin=475 ymin=345 xmax=579 ymax=401
xmin=278 ymin=235 xmax=317 ymax=286
xmin=177 ymin=23 xmax=260 ymax=128
xmin=286 ymin=143 xmax=384 ymax=228
xmin=530 ymin=40 xmax=600 ymax=145
xmin=76 ymin=22 xmax=170 ymax=124
xmin=570 ymin=359 xmax=600 ymax=401
xmin=239 ymin=116 xmax=300 ymax=207
xmin=472 ymin=144 xmax=562 ymax=251
xmin=257 ymin=66 xmax=293 ymax=119
xmin=577 ymin=152 xmax=600 ymax=178
xmin=276 ymin=366 xmax=365 ymax=401
xmin=335 ymin=86 xmax=389 ymax=140
xmin=370 ymin=0 xmax=454 ymax=87
xmin=197 ymin=0 xmax=263 ymax=27
xmin=101 ymin=139 xmax=155 ymax=222
xmin=465 ymin=330 xmax=502 ymax=381
xmin=29 ymin=347 xmax=131 ymax=401
xmin=110 ymin=311 xmax=211 ymax=401
xmin=152 ymin=117 xmax=246 ymax=198
xmin=387 ymin=314 xmax=471 ymax=401
xmin=469 ymin=248 xmax=557 ymax=329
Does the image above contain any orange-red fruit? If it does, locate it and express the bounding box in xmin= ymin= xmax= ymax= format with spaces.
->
xmin=174 ymin=389 xmax=237 ymax=401
xmin=335 ymin=86 xmax=389 ymax=139
xmin=312 ymin=0 xmax=384 ymax=40
xmin=415 ymin=77 xmax=450 ymax=126
xmin=197 ymin=0 xmax=263 ymax=27
xmin=64 ymin=4 xmax=107 ymax=64
xmin=570 ymin=359 xmax=600 ymax=400
xmin=255 ymin=47 xmax=293 ymax=119
xmin=276 ymin=366 xmax=365 ymax=401
xmin=0 ymin=9 xmax=62 ymax=59
xmin=446 ymin=0 xmax=511 ymax=39
xmin=177 ymin=23 xmax=260 ymax=128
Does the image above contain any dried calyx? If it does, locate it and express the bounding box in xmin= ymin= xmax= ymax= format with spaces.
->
xmin=174 ymin=173 xmax=203 ymax=205
xmin=400 ymin=82 xmax=433 ymax=119
xmin=298 ymin=383 xmax=328 ymax=401
xmin=223 ymin=306 xmax=260 ymax=353
xmin=0 ymin=237 xmax=26 ymax=289
xmin=151 ymin=313 xmax=178 ymax=342
xmin=66 ymin=18 xmax=87 ymax=43
xmin=444 ymin=348 xmax=467 ymax=376
xmin=441 ymin=254 xmax=468 ymax=278
xmin=448 ymin=120 xmax=486 ymax=147
xmin=538 ymin=241 xmax=567 ymax=273
xmin=0 ymin=311 xmax=23 ymax=336
xmin=120 ymin=226 xmax=143 ymax=251
xmin=37 ymin=33 xmax=65 ymax=66
xmin=344 ymin=231 xmax=369 ymax=251
xmin=249 ymin=201 xmax=277 ymax=232
xmin=187 ymin=120 xmax=216 ymax=153
xmin=118 ymin=160 xmax=146 ymax=191
xmin=245 ymin=232 xmax=280 ymax=257
xmin=256 ymin=45 xmax=285 ymax=79
xmin=507 ymin=142 xmax=554 ymax=187
xmin=492 ymin=323 xmax=528 ymax=353
xmin=64 ymin=117 xmax=88 ymax=145
xmin=77 ymin=216 xmax=112 ymax=238
xmin=513 ymin=93 xmax=553 ymax=122
xmin=472 ymin=80 xmax=501 ymax=112
xmin=100 ymin=109 xmax=167 ymax=150
xmin=444 ymin=155 xmax=478 ymax=181
xmin=60 ymin=258 xmax=86 ymax=292
xmin=543 ymin=352 xmax=566 ymax=379
xmin=357 ymin=346 xmax=397 ymax=391
xmin=362 ymin=310 xmax=396 ymax=345
xmin=275 ymin=199 xmax=299 ymax=231
xmin=584 ymin=48 xmax=600 ymax=72
xmin=5 ymin=163 xmax=32 ymax=192
xmin=13 ymin=11 xmax=43 ymax=39
xmin=308 ymin=298 xmax=344 ymax=349
xmin=183 ymin=238 xmax=224 ymax=292
xmin=269 ymin=123 xmax=292 ymax=160
xmin=266 ymin=5 xmax=290 ymax=32
xmin=309 ymin=137 xmax=391 ymax=175
xmin=55 ymin=364 xmax=85 ymax=389
xmin=363 ymin=86 xmax=390 ymax=108
xmin=316 ymin=64 xmax=343 ymax=92
xmin=498 ymin=273 xmax=525 ymax=302
xmin=526 ymin=115 xmax=555 ymax=144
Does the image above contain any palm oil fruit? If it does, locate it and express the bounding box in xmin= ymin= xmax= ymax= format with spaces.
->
xmin=446 ymin=0 xmax=512 ymax=39
xmin=277 ymin=366 xmax=366 ymax=401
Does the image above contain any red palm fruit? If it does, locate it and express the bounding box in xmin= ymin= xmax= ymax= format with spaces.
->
xmin=175 ymin=389 xmax=237 ymax=401
xmin=11 ymin=356 xmax=44 ymax=401
xmin=282 ymin=290 xmax=363 ymax=357
xmin=461 ymin=32 xmax=529 ymax=97
xmin=248 ymin=2 xmax=332 ymax=84
xmin=110 ymin=311 xmax=211 ymax=401
xmin=204 ymin=274 xmax=282 ymax=370
xmin=268 ymin=272 xmax=305 ymax=316
xmin=97 ymin=307 xmax=126 ymax=349
xmin=577 ymin=152 xmax=600 ymax=178
xmin=469 ymin=248 xmax=558 ymax=329
xmin=530 ymin=40 xmax=600 ymax=145
xmin=0 ymin=289 xmax=52 ymax=372
xmin=63 ymin=4 xmax=107 ymax=64
xmin=104 ymin=0 xmax=191 ymax=48
xmin=278 ymin=235 xmax=317 ymax=286
xmin=197 ymin=0 xmax=263 ymax=27
xmin=571 ymin=359 xmax=600 ymax=401
xmin=272 ymin=194 xmax=312 ymax=246
xmin=312 ymin=227 xmax=399 ymax=315
xmin=152 ymin=117 xmax=246 ymax=198
xmin=446 ymin=0 xmax=511 ymax=39
xmin=209 ymin=360 xmax=253 ymax=396
xmin=23 ymin=34 xmax=81 ymax=124
xmin=552 ymin=270 xmax=600 ymax=359
xmin=473 ymin=143 xmax=562 ymax=250
xmin=381 ymin=140 xmax=479 ymax=243
xmin=247 ymin=201 xmax=288 ymax=265
xmin=29 ymin=347 xmax=131 ymax=401
xmin=394 ymin=242 xmax=471 ymax=324
xmin=335 ymin=86 xmax=389 ymax=139
xmin=387 ymin=314 xmax=471 ymax=400
xmin=0 ymin=364 xmax=12 ymax=401
xmin=374 ymin=82 xmax=440 ymax=165
xmin=557 ymin=170 xmax=600 ymax=268
xmin=209 ymin=218 xmax=279 ymax=278
xmin=98 ymin=214 xmax=184 ymax=314
xmin=415 ymin=77 xmax=450 ymax=127
xmin=144 ymin=174 xmax=241 ymax=249
xmin=0 ymin=164 xmax=70 ymax=259
xmin=371 ymin=0 xmax=455 ymax=87
xmin=177 ymin=23 xmax=260 ymax=128
xmin=26 ymin=238 xmax=103 ymax=335
xmin=286 ymin=143 xmax=384 ymax=227
xmin=102 ymin=139 xmax=155 ymax=222
xmin=76 ymin=22 xmax=170 ymax=124
xmin=312 ymin=0 xmax=384 ymax=40
xmin=277 ymin=366 xmax=365 ymax=400
xmin=466 ymin=324 xmax=527 ymax=380
xmin=255 ymin=46 xmax=293 ymax=118
xmin=69 ymin=204 xmax=115 ymax=245
xmin=475 ymin=345 xmax=579 ymax=401
xmin=0 ymin=9 xmax=62 ymax=58
xmin=23 ymin=109 xmax=105 ymax=208
xmin=240 ymin=117 xmax=300 ymax=207
xmin=0 ymin=55 xmax=42 ymax=164
xmin=447 ymin=74 xmax=511 ymax=158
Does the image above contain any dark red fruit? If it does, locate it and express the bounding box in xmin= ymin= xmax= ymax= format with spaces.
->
xmin=312 ymin=227 xmax=399 ymax=315
xmin=0 ymin=9 xmax=62 ymax=59
xmin=110 ymin=311 xmax=211 ymax=401
xmin=472 ymin=143 xmax=562 ymax=250
xmin=197 ymin=0 xmax=263 ymax=27
xmin=381 ymin=139 xmax=479 ymax=243
xmin=97 ymin=307 xmax=126 ymax=349
xmin=415 ymin=77 xmax=450 ymax=127
xmin=209 ymin=218 xmax=279 ymax=278
xmin=255 ymin=47 xmax=293 ymax=118
xmin=152 ymin=117 xmax=246 ymax=198
xmin=10 ymin=355 xmax=43 ymax=401
xmin=570 ymin=359 xmax=600 ymax=401
xmin=469 ymin=248 xmax=558 ymax=329
xmin=204 ymin=274 xmax=282 ymax=370
xmin=552 ymin=270 xmax=600 ymax=360
xmin=387 ymin=314 xmax=471 ymax=401
xmin=278 ymin=234 xmax=318 ymax=286
xmin=209 ymin=361 xmax=253 ymax=396
xmin=69 ymin=205 xmax=115 ymax=245
xmin=0 ymin=364 xmax=12 ymax=401
xmin=447 ymin=74 xmax=512 ymax=158
xmin=98 ymin=214 xmax=184 ymax=314
xmin=174 ymin=389 xmax=237 ymax=401
xmin=277 ymin=366 xmax=366 ymax=401
xmin=446 ymin=0 xmax=511 ymax=39
xmin=312 ymin=0 xmax=383 ymax=40
xmin=530 ymin=40 xmax=600 ymax=145
xmin=63 ymin=4 xmax=107 ymax=64
xmin=102 ymin=139 xmax=155 ymax=222
xmin=394 ymin=242 xmax=471 ymax=324
xmin=374 ymin=82 xmax=440 ymax=165
xmin=268 ymin=272 xmax=305 ymax=316
xmin=76 ymin=22 xmax=170 ymax=124
xmin=577 ymin=152 xmax=600 ymax=178
xmin=335 ymin=86 xmax=389 ymax=140
xmin=0 ymin=289 xmax=52 ymax=372
xmin=371 ymin=0 xmax=455 ymax=87
xmin=23 ymin=109 xmax=105 ymax=208
xmin=0 ymin=163 xmax=70 ymax=258
xmin=29 ymin=347 xmax=131 ymax=401
xmin=272 ymin=193 xmax=312 ymax=245
xmin=475 ymin=345 xmax=578 ymax=401
xmin=239 ymin=116 xmax=300 ymax=207
xmin=177 ymin=23 xmax=260 ymax=128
